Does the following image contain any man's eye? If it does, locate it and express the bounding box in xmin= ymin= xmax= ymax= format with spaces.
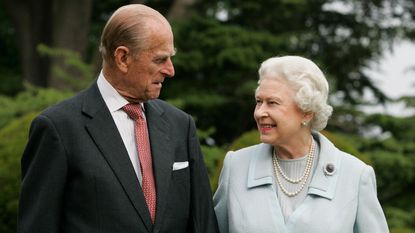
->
xmin=154 ymin=57 xmax=167 ymax=64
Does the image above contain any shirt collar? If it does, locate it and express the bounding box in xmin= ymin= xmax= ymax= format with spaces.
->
xmin=97 ymin=71 xmax=145 ymax=112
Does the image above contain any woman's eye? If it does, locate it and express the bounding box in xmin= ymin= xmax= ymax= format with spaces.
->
xmin=270 ymin=100 xmax=280 ymax=105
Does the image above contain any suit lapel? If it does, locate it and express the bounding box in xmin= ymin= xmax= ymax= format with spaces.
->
xmin=144 ymin=101 xmax=174 ymax=227
xmin=82 ymin=83 xmax=153 ymax=232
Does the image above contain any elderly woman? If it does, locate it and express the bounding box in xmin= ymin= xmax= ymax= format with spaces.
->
xmin=213 ymin=56 xmax=389 ymax=233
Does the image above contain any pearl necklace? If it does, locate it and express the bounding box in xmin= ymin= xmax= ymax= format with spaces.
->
xmin=272 ymin=139 xmax=315 ymax=197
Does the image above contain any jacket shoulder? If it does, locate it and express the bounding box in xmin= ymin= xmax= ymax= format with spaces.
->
xmin=226 ymin=144 xmax=269 ymax=163
xmin=148 ymin=99 xmax=189 ymax=118
xmin=40 ymin=90 xmax=86 ymax=118
xmin=316 ymin=132 xmax=370 ymax=172
xmin=339 ymin=151 xmax=371 ymax=174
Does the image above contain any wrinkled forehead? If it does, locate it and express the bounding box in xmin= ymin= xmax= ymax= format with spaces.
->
xmin=255 ymin=78 xmax=293 ymax=96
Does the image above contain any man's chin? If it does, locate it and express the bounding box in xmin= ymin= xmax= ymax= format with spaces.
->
xmin=146 ymin=92 xmax=161 ymax=100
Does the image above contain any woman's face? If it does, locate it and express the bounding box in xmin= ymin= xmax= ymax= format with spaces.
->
xmin=254 ymin=78 xmax=306 ymax=146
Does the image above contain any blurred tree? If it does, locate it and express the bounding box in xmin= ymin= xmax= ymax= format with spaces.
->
xmin=0 ymin=113 xmax=36 ymax=233
xmin=0 ymin=6 xmax=21 ymax=95
xmin=0 ymin=87 xmax=72 ymax=232
xmin=0 ymin=0 xmax=199 ymax=91
xmin=164 ymin=0 xmax=415 ymax=144
xmin=0 ymin=1 xmax=414 ymax=231
xmin=0 ymin=0 xmax=92 ymax=89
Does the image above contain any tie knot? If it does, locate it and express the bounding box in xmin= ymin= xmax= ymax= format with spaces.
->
xmin=123 ymin=103 xmax=144 ymax=120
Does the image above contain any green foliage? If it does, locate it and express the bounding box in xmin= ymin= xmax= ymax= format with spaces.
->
xmin=0 ymin=112 xmax=37 ymax=233
xmin=370 ymin=150 xmax=415 ymax=200
xmin=164 ymin=0 xmax=414 ymax=144
xmin=0 ymin=69 xmax=22 ymax=96
xmin=0 ymin=6 xmax=21 ymax=95
xmin=0 ymin=86 xmax=73 ymax=232
xmin=204 ymin=130 xmax=261 ymax=192
xmin=196 ymin=127 xmax=227 ymax=191
xmin=193 ymin=0 xmax=399 ymax=104
xmin=320 ymin=110 xmax=415 ymax=230
xmin=175 ymin=93 xmax=229 ymax=110
xmin=201 ymin=145 xmax=227 ymax=192
xmin=387 ymin=207 xmax=415 ymax=233
xmin=37 ymin=44 xmax=94 ymax=91
xmin=365 ymin=114 xmax=415 ymax=142
xmin=321 ymin=130 xmax=372 ymax=164
xmin=166 ymin=14 xmax=286 ymax=143
xmin=228 ymin=130 xmax=260 ymax=151
xmin=357 ymin=114 xmax=415 ymax=231
xmin=399 ymin=96 xmax=415 ymax=108
xmin=0 ymin=85 xmax=73 ymax=129
xmin=0 ymin=0 xmax=414 ymax=231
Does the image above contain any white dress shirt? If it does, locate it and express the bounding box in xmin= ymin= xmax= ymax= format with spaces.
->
xmin=97 ymin=71 xmax=143 ymax=184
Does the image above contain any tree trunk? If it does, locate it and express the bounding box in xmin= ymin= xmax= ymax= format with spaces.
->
xmin=1 ymin=0 xmax=187 ymax=89
xmin=166 ymin=0 xmax=196 ymax=21
xmin=1 ymin=0 xmax=92 ymax=89
xmin=1 ymin=0 xmax=52 ymax=87
xmin=49 ymin=0 xmax=92 ymax=89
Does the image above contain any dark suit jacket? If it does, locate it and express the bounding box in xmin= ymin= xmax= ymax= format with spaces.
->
xmin=18 ymin=82 xmax=219 ymax=233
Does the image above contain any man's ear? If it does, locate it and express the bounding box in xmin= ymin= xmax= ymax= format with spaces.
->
xmin=114 ymin=46 xmax=130 ymax=73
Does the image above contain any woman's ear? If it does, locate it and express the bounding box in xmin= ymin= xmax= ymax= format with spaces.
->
xmin=303 ymin=111 xmax=314 ymax=123
xmin=114 ymin=46 xmax=130 ymax=73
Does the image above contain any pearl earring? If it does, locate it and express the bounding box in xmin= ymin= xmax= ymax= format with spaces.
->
xmin=302 ymin=121 xmax=308 ymax=126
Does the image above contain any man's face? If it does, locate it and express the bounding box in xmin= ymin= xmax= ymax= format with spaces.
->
xmin=121 ymin=25 xmax=175 ymax=103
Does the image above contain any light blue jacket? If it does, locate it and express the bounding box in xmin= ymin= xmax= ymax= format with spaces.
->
xmin=213 ymin=132 xmax=389 ymax=233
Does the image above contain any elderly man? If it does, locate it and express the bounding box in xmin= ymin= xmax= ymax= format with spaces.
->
xmin=18 ymin=4 xmax=219 ymax=233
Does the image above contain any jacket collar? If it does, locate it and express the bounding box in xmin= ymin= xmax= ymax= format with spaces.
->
xmin=308 ymin=132 xmax=340 ymax=200
xmin=246 ymin=132 xmax=341 ymax=200
xmin=247 ymin=143 xmax=274 ymax=188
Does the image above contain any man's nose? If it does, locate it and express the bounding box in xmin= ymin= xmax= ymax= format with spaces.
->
xmin=163 ymin=58 xmax=175 ymax=78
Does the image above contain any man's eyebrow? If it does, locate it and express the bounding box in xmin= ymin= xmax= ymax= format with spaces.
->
xmin=158 ymin=49 xmax=176 ymax=58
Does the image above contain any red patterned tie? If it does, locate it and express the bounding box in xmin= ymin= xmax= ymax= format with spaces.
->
xmin=123 ymin=103 xmax=157 ymax=223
